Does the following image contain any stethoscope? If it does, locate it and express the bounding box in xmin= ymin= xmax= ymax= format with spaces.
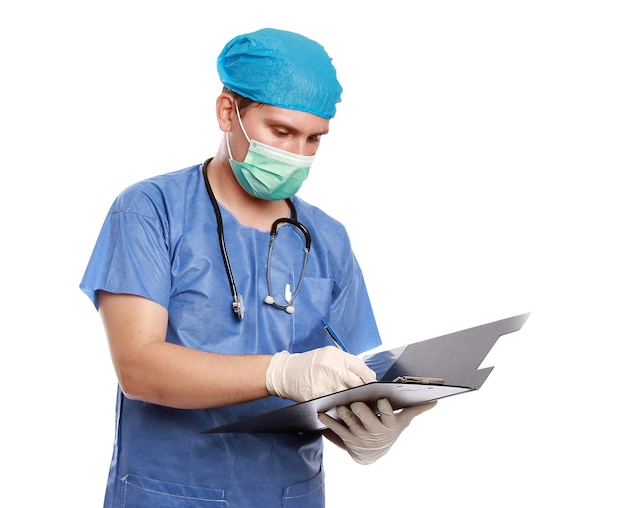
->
xmin=202 ymin=160 xmax=311 ymax=320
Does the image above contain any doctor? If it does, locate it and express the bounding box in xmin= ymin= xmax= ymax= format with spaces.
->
xmin=81 ymin=28 xmax=435 ymax=508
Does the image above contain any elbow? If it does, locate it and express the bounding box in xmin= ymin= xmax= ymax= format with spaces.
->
xmin=115 ymin=366 xmax=153 ymax=403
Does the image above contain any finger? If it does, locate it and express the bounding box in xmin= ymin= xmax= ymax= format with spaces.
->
xmin=374 ymin=398 xmax=398 ymax=427
xmin=318 ymin=411 xmax=351 ymax=439
xmin=342 ymin=370 xmax=372 ymax=389
xmin=345 ymin=356 xmax=377 ymax=383
xmin=336 ymin=404 xmax=368 ymax=434
xmin=349 ymin=401 xmax=387 ymax=432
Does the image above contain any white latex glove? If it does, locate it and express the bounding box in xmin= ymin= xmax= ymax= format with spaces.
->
xmin=318 ymin=398 xmax=437 ymax=465
xmin=265 ymin=346 xmax=376 ymax=403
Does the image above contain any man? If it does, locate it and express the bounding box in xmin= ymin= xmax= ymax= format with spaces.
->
xmin=81 ymin=28 xmax=435 ymax=507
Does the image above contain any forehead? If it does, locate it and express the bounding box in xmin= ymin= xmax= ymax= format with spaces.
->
xmin=244 ymin=103 xmax=330 ymax=134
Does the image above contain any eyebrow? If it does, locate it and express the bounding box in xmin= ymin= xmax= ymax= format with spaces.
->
xmin=263 ymin=115 xmax=329 ymax=137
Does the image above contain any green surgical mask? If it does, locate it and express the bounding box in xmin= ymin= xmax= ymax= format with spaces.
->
xmin=227 ymin=104 xmax=315 ymax=200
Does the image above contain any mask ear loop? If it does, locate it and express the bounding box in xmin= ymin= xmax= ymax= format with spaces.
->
xmin=234 ymin=100 xmax=251 ymax=143
xmin=264 ymin=218 xmax=311 ymax=314
xmin=226 ymin=99 xmax=251 ymax=161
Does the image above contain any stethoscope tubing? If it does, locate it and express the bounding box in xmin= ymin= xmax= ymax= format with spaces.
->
xmin=266 ymin=217 xmax=311 ymax=313
xmin=202 ymin=160 xmax=243 ymax=318
xmin=202 ymin=159 xmax=310 ymax=320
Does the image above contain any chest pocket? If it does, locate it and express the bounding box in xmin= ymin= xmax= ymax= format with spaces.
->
xmin=290 ymin=276 xmax=334 ymax=352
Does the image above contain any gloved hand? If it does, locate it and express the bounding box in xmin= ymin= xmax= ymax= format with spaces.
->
xmin=265 ymin=346 xmax=376 ymax=403
xmin=318 ymin=398 xmax=437 ymax=465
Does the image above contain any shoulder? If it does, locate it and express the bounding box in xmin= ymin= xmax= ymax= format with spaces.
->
xmin=292 ymin=196 xmax=351 ymax=250
xmin=292 ymin=197 xmax=345 ymax=231
xmin=110 ymin=165 xmax=202 ymax=217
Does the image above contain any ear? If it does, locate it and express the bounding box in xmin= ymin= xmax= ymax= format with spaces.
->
xmin=216 ymin=93 xmax=236 ymax=132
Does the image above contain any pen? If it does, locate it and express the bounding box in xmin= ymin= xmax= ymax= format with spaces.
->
xmin=321 ymin=318 xmax=350 ymax=353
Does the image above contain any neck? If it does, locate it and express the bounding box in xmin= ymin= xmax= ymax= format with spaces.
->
xmin=204 ymin=154 xmax=291 ymax=230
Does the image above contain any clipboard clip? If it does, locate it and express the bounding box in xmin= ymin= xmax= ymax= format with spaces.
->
xmin=393 ymin=376 xmax=445 ymax=385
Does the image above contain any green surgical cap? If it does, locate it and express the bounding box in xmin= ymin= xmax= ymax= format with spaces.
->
xmin=217 ymin=28 xmax=343 ymax=119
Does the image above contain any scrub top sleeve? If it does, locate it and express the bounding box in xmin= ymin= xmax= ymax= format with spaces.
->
xmin=80 ymin=192 xmax=172 ymax=310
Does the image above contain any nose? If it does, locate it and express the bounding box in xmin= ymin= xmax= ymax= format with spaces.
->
xmin=289 ymin=138 xmax=315 ymax=157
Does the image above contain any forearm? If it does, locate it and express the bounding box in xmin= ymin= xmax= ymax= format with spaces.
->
xmin=98 ymin=291 xmax=272 ymax=409
xmin=98 ymin=292 xmax=376 ymax=410
xmin=115 ymin=341 xmax=272 ymax=409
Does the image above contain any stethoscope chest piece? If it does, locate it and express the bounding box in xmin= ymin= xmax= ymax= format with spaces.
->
xmin=233 ymin=292 xmax=245 ymax=320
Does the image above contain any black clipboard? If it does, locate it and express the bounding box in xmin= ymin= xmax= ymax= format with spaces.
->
xmin=201 ymin=313 xmax=530 ymax=434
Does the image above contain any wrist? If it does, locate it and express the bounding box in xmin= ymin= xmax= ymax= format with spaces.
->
xmin=265 ymin=350 xmax=290 ymax=398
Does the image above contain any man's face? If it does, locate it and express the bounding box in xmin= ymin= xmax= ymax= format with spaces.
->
xmin=231 ymin=103 xmax=330 ymax=161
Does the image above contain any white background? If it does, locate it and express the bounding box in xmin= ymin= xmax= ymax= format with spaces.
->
xmin=1 ymin=1 xmax=624 ymax=506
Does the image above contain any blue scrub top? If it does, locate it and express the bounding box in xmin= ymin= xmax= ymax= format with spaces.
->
xmin=80 ymin=164 xmax=382 ymax=507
